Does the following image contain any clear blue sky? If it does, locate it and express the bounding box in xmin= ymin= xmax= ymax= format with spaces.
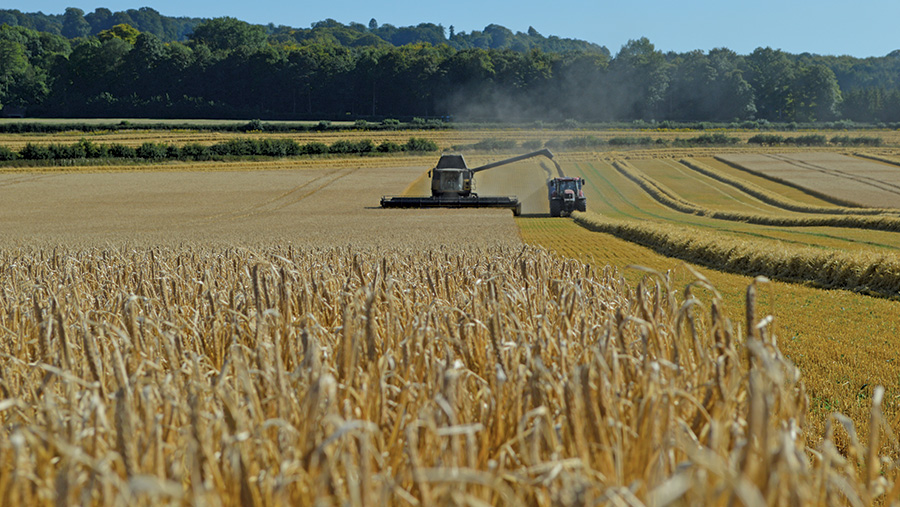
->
xmin=8 ymin=0 xmax=899 ymax=58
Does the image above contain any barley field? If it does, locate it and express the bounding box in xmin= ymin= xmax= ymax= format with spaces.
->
xmin=3 ymin=243 xmax=897 ymax=506
xmin=3 ymin=128 xmax=900 ymax=504
xmin=0 ymin=163 xmax=518 ymax=248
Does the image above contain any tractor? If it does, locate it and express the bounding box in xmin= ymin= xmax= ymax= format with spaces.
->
xmin=547 ymin=176 xmax=586 ymax=217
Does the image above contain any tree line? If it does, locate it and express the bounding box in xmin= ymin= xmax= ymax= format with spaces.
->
xmin=1 ymin=14 xmax=899 ymax=123
xmin=0 ymin=8 xmax=607 ymax=53
xmin=0 ymin=7 xmax=201 ymax=42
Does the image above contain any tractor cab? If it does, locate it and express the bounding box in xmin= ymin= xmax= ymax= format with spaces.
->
xmin=549 ymin=177 xmax=584 ymax=197
xmin=559 ymin=178 xmax=581 ymax=193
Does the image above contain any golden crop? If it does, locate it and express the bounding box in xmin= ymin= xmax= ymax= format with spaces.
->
xmin=0 ymin=244 xmax=896 ymax=505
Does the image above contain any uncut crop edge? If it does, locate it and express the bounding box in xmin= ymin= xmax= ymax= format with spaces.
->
xmin=572 ymin=210 xmax=900 ymax=299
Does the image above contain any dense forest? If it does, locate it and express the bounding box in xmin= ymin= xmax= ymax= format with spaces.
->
xmin=1 ymin=7 xmax=899 ymax=123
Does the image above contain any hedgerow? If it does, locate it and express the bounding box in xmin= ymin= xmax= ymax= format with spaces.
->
xmin=5 ymin=136 xmax=439 ymax=164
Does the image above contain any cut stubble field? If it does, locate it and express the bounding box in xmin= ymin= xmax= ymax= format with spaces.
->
xmin=719 ymin=152 xmax=900 ymax=208
xmin=0 ymin=163 xmax=519 ymax=248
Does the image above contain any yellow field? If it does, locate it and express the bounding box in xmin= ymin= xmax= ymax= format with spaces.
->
xmin=381 ymin=140 xmax=900 ymax=452
xmin=3 ymin=130 xmax=900 ymax=504
xmin=510 ymin=146 xmax=900 ymax=458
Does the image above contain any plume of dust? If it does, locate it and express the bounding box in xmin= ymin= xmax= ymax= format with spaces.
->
xmin=540 ymin=161 xmax=553 ymax=181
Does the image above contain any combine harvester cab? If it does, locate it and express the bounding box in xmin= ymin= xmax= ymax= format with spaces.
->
xmin=547 ymin=176 xmax=587 ymax=217
xmin=380 ymin=149 xmax=558 ymax=216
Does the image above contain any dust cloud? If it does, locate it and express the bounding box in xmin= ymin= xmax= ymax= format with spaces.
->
xmin=476 ymin=159 xmax=552 ymax=214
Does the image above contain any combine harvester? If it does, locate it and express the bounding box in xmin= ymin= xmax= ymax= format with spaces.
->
xmin=381 ymin=148 xmax=586 ymax=216
xmin=381 ymin=149 xmax=553 ymax=215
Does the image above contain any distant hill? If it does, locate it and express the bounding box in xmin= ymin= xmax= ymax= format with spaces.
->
xmin=0 ymin=7 xmax=609 ymax=55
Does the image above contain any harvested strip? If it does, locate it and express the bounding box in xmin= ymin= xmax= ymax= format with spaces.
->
xmin=651 ymin=159 xmax=777 ymax=214
xmin=855 ymin=152 xmax=900 ymax=168
xmin=573 ymin=160 xmax=900 ymax=254
xmin=717 ymin=153 xmax=900 ymax=208
xmin=612 ymin=159 xmax=900 ymax=233
xmin=679 ymin=158 xmax=900 ymax=216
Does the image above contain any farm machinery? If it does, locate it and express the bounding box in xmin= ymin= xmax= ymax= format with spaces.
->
xmin=380 ymin=148 xmax=586 ymax=216
xmin=380 ymin=149 xmax=556 ymax=215
xmin=547 ymin=176 xmax=587 ymax=217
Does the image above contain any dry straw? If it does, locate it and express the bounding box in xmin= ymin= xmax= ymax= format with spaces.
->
xmin=0 ymin=245 xmax=896 ymax=505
